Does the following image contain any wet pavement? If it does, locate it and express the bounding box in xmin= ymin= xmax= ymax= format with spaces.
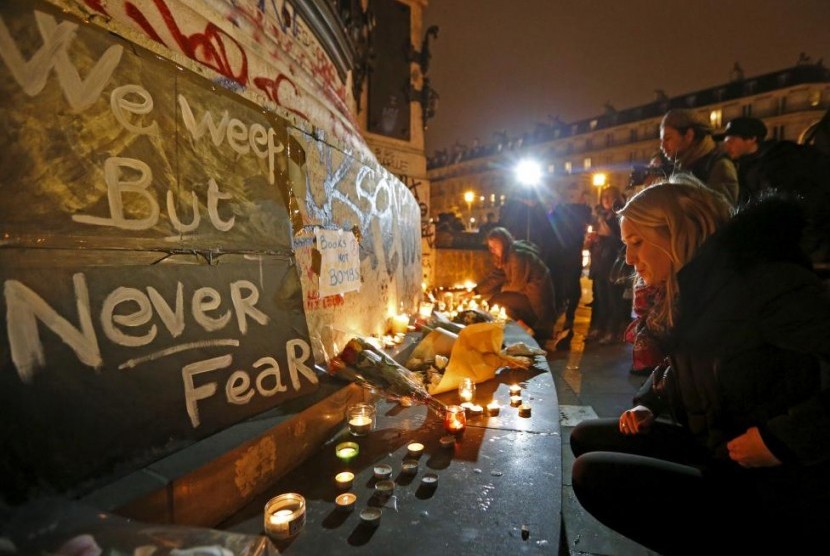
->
xmin=548 ymin=281 xmax=661 ymax=556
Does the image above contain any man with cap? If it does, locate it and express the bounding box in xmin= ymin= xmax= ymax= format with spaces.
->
xmin=660 ymin=109 xmax=739 ymax=206
xmin=718 ymin=116 xmax=830 ymax=266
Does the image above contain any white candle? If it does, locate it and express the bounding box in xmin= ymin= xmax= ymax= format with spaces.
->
xmin=348 ymin=415 xmax=372 ymax=436
xmin=269 ymin=509 xmax=293 ymax=524
xmin=486 ymin=400 xmax=501 ymax=416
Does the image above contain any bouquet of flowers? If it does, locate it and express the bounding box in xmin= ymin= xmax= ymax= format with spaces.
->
xmin=328 ymin=336 xmax=447 ymax=415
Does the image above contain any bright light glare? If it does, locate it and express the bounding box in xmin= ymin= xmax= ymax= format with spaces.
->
xmin=592 ymin=172 xmax=607 ymax=187
xmin=515 ymin=159 xmax=541 ymax=186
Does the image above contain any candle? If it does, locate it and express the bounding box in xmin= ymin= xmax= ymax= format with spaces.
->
xmin=360 ymin=507 xmax=382 ymax=527
xmin=375 ymin=479 xmax=395 ymax=495
xmin=335 ymin=441 xmax=359 ymax=463
xmin=335 ymin=492 xmax=356 ymax=512
xmin=401 ymin=459 xmax=419 ymax=474
xmin=346 ymin=403 xmax=375 ymax=437
xmin=263 ymin=493 xmax=306 ymax=540
xmin=518 ymin=403 xmax=532 ymax=418
xmin=439 ymin=435 xmax=456 ymax=448
xmin=468 ymin=404 xmax=484 ymax=417
xmin=418 ymin=301 xmax=434 ymax=318
xmin=458 ymin=377 xmax=475 ymax=403
xmin=498 ymin=307 xmax=507 ymax=321
xmin=509 ymin=383 xmax=522 ymax=396
xmin=510 ymin=395 xmax=522 ymax=407
xmin=486 ymin=400 xmax=501 ymax=416
xmin=390 ymin=313 xmax=409 ymax=335
xmin=421 ymin=472 xmax=439 ymax=486
xmin=373 ymin=463 xmax=393 ymax=479
xmin=443 ymin=405 xmax=467 ymax=435
xmin=407 ymin=442 xmax=425 ymax=458
xmin=335 ymin=471 xmax=354 ymax=490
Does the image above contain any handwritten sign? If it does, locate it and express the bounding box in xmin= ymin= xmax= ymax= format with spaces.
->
xmin=0 ymin=1 xmax=316 ymax=502
xmin=315 ymin=228 xmax=361 ymax=296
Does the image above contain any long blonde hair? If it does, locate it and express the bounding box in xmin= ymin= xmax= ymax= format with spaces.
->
xmin=617 ymin=174 xmax=733 ymax=328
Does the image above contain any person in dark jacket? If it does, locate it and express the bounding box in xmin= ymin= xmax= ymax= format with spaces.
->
xmin=569 ymin=176 xmax=830 ymax=555
xmin=474 ymin=227 xmax=556 ymax=340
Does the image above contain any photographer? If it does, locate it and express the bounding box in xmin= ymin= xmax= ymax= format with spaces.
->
xmin=627 ymin=152 xmax=673 ymax=191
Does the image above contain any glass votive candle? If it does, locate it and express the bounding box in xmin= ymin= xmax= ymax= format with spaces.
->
xmin=335 ymin=441 xmax=359 ymax=464
xmin=346 ymin=403 xmax=376 ymax=436
xmin=486 ymin=400 xmax=501 ymax=416
xmin=335 ymin=471 xmax=354 ymax=490
xmin=458 ymin=377 xmax=475 ymax=403
xmin=443 ymin=404 xmax=467 ymax=435
xmin=264 ymin=493 xmax=306 ymax=540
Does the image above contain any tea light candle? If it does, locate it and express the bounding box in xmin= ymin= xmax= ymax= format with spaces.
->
xmin=375 ymin=479 xmax=395 ymax=495
xmin=263 ymin=493 xmax=306 ymax=540
xmin=443 ymin=404 xmax=467 ymax=435
xmin=390 ymin=313 xmax=409 ymax=335
xmin=335 ymin=471 xmax=354 ymax=490
xmin=510 ymin=395 xmax=522 ymax=407
xmin=518 ymin=403 xmax=532 ymax=418
xmin=335 ymin=441 xmax=359 ymax=463
xmin=335 ymin=492 xmax=356 ymax=511
xmin=373 ymin=463 xmax=393 ymax=479
xmin=509 ymin=384 xmax=522 ymax=396
xmin=421 ymin=472 xmax=439 ymax=486
xmin=407 ymin=442 xmax=424 ymax=458
xmin=401 ymin=459 xmax=419 ymax=474
xmin=486 ymin=400 xmax=501 ymax=416
xmin=439 ymin=435 xmax=456 ymax=448
xmin=360 ymin=507 xmax=382 ymax=527
xmin=458 ymin=377 xmax=475 ymax=403
xmin=468 ymin=404 xmax=484 ymax=417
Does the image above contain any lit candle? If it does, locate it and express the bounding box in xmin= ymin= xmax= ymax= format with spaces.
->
xmin=407 ymin=442 xmax=425 ymax=458
xmin=263 ymin=493 xmax=306 ymax=540
xmin=419 ymin=302 xmax=434 ymax=319
xmin=486 ymin=400 xmax=501 ymax=416
xmin=443 ymin=404 xmax=467 ymax=435
xmin=509 ymin=384 xmax=522 ymax=396
xmin=458 ymin=377 xmax=475 ymax=403
xmin=510 ymin=395 xmax=522 ymax=407
xmin=335 ymin=471 xmax=354 ymax=490
xmin=347 ymin=403 xmax=375 ymax=437
xmin=518 ymin=403 xmax=532 ymax=418
xmin=335 ymin=492 xmax=356 ymax=512
xmin=335 ymin=441 xmax=359 ymax=463
xmin=390 ymin=313 xmax=409 ymax=335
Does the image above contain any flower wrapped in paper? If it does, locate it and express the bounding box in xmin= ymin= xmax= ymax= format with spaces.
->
xmin=405 ymin=321 xmax=545 ymax=395
xmin=328 ymin=336 xmax=447 ymax=415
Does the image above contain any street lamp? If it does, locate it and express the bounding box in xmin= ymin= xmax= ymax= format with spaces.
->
xmin=463 ymin=190 xmax=475 ymax=230
xmin=592 ymin=172 xmax=607 ymax=204
xmin=515 ymin=159 xmax=542 ymax=187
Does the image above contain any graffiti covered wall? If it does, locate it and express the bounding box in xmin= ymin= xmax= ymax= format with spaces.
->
xmin=0 ymin=0 xmax=422 ymax=502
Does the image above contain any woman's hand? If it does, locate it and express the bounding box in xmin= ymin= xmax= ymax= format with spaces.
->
xmin=619 ymin=405 xmax=654 ymax=435
xmin=727 ymin=426 xmax=782 ymax=467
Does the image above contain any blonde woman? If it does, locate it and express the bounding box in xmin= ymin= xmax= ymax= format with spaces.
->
xmin=570 ymin=175 xmax=830 ymax=554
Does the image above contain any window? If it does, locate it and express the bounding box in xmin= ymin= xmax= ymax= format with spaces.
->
xmin=590 ymin=119 xmax=598 ymax=130
xmin=583 ymin=157 xmax=592 ymax=170
xmin=564 ymin=161 xmax=573 ymax=174
xmin=548 ymin=163 xmax=556 ymax=175
xmin=741 ymin=105 xmax=753 ymax=117
xmin=606 ymin=133 xmax=613 ymax=147
xmin=709 ymin=109 xmax=722 ymax=128
xmin=809 ymin=89 xmax=822 ymax=107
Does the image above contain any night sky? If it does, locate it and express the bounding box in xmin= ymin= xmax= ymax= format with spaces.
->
xmin=422 ymin=0 xmax=830 ymax=155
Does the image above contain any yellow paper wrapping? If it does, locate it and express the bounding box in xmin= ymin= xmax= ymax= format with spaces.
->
xmin=427 ymin=321 xmax=508 ymax=395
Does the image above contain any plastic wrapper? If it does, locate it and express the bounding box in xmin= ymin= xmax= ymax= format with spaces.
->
xmin=328 ymin=336 xmax=447 ymax=415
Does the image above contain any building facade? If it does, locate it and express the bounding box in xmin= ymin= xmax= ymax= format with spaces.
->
xmin=427 ymin=63 xmax=830 ymax=225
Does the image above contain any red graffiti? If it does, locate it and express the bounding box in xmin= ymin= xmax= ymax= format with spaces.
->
xmin=123 ymin=0 xmax=249 ymax=84
xmin=305 ymin=291 xmax=345 ymax=310
xmin=254 ymin=73 xmax=309 ymax=121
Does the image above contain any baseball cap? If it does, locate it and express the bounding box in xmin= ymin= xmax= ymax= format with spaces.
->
xmin=714 ymin=117 xmax=768 ymax=141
